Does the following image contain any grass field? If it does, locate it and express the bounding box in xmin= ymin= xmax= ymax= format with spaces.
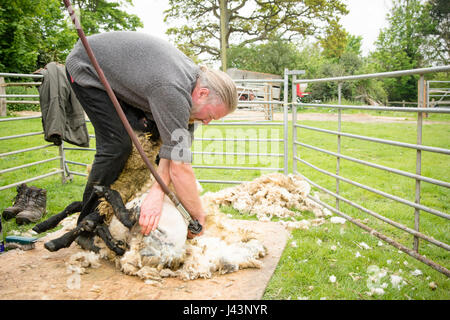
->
xmin=1 ymin=111 xmax=449 ymax=300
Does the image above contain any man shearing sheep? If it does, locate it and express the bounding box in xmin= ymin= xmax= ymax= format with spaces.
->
xmin=64 ymin=31 xmax=237 ymax=242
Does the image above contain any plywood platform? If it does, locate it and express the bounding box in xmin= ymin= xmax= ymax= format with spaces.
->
xmin=0 ymin=219 xmax=288 ymax=300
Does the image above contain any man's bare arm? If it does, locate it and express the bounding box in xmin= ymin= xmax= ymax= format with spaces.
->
xmin=139 ymin=158 xmax=205 ymax=237
xmin=139 ymin=158 xmax=171 ymax=235
xmin=169 ymin=160 xmax=205 ymax=238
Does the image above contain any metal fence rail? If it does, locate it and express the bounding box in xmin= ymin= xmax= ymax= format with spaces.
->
xmin=191 ymin=77 xmax=289 ymax=184
xmin=0 ymin=73 xmax=42 ymax=116
xmin=0 ymin=116 xmax=66 ymax=191
xmin=427 ymin=80 xmax=450 ymax=108
xmin=291 ymin=65 xmax=450 ymax=277
xmin=232 ymin=78 xmax=285 ymax=121
xmin=0 ymin=73 xmax=70 ymax=191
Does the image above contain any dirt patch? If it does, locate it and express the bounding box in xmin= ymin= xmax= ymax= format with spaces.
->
xmin=0 ymin=219 xmax=288 ymax=300
xmin=13 ymin=110 xmax=447 ymax=124
xmin=230 ymin=110 xmax=385 ymax=122
xmin=11 ymin=111 xmax=41 ymax=117
xmin=283 ymin=112 xmax=414 ymax=123
xmin=225 ymin=110 xmax=447 ymax=124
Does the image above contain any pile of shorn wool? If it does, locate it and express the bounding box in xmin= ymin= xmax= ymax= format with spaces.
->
xmin=203 ymin=173 xmax=330 ymax=230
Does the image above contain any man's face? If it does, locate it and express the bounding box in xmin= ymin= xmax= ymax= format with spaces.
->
xmin=190 ymin=87 xmax=229 ymax=125
xmin=189 ymin=102 xmax=229 ymax=125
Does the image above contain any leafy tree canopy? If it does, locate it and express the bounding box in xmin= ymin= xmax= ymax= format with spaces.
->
xmin=422 ymin=0 xmax=449 ymax=64
xmin=370 ymin=0 xmax=449 ymax=101
xmin=0 ymin=0 xmax=142 ymax=73
xmin=164 ymin=0 xmax=348 ymax=63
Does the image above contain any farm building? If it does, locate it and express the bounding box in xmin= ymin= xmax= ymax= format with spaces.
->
xmin=226 ymin=68 xmax=282 ymax=102
xmin=226 ymin=68 xmax=282 ymax=119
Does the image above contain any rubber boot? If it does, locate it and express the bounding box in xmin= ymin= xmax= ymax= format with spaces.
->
xmin=16 ymin=186 xmax=47 ymax=225
xmin=44 ymin=219 xmax=96 ymax=252
xmin=44 ymin=211 xmax=103 ymax=252
xmin=75 ymin=232 xmax=100 ymax=253
xmin=2 ymin=184 xmax=30 ymax=220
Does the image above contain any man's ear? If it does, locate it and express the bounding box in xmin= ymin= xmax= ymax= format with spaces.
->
xmin=198 ymin=87 xmax=210 ymax=99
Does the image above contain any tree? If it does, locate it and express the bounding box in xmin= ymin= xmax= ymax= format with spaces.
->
xmin=71 ymin=0 xmax=143 ymax=35
xmin=36 ymin=0 xmax=79 ymax=68
xmin=0 ymin=0 xmax=43 ymax=72
xmin=227 ymin=39 xmax=303 ymax=76
xmin=319 ymin=19 xmax=349 ymax=59
xmin=164 ymin=0 xmax=348 ymax=64
xmin=422 ymin=0 xmax=450 ymax=65
xmin=372 ymin=0 xmax=430 ymax=102
xmin=0 ymin=0 xmax=142 ymax=73
xmin=344 ymin=34 xmax=363 ymax=56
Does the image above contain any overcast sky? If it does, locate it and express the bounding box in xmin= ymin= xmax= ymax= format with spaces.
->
xmin=126 ymin=0 xmax=393 ymax=56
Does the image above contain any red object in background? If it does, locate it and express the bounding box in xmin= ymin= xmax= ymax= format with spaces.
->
xmin=296 ymin=84 xmax=311 ymax=98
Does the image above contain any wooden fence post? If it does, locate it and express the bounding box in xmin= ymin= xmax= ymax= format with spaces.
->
xmin=0 ymin=77 xmax=6 ymax=116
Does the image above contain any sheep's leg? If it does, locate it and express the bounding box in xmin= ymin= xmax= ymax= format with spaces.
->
xmin=32 ymin=201 xmax=83 ymax=233
xmin=94 ymin=224 xmax=127 ymax=256
xmin=75 ymin=232 xmax=100 ymax=253
xmin=44 ymin=211 xmax=101 ymax=252
xmin=93 ymin=185 xmax=136 ymax=229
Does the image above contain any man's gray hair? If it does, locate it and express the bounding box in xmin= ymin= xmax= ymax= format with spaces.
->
xmin=197 ymin=65 xmax=238 ymax=112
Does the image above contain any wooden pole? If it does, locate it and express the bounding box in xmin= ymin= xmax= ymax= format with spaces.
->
xmin=219 ymin=0 xmax=227 ymax=72
xmin=0 ymin=77 xmax=6 ymax=116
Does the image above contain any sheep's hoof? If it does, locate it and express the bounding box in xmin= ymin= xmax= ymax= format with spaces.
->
xmin=44 ymin=241 xmax=57 ymax=252
xmin=112 ymin=246 xmax=125 ymax=256
xmin=94 ymin=224 xmax=128 ymax=256
xmin=116 ymin=239 xmax=128 ymax=250
xmin=111 ymin=240 xmax=127 ymax=256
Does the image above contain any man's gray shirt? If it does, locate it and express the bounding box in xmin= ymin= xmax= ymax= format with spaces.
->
xmin=65 ymin=31 xmax=200 ymax=162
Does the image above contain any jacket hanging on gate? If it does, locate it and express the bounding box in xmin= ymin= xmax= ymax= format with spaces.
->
xmin=37 ymin=62 xmax=90 ymax=147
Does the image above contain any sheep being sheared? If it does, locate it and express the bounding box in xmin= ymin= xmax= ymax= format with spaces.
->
xmin=40 ymin=129 xmax=162 ymax=255
xmin=91 ymin=180 xmax=267 ymax=281
xmin=37 ymin=125 xmax=267 ymax=281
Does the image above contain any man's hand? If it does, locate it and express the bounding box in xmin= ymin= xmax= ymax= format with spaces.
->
xmin=139 ymin=186 xmax=165 ymax=235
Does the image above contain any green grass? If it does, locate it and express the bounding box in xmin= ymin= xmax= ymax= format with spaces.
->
xmin=1 ymin=112 xmax=449 ymax=300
